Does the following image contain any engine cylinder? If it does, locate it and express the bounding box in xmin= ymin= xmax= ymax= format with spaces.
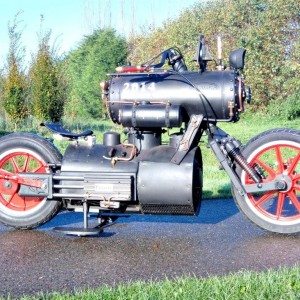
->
xmin=128 ymin=130 xmax=161 ymax=151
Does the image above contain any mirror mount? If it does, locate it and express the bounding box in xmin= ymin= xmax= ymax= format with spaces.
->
xmin=194 ymin=34 xmax=212 ymax=72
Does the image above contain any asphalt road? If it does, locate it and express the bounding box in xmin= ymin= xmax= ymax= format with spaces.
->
xmin=0 ymin=198 xmax=299 ymax=297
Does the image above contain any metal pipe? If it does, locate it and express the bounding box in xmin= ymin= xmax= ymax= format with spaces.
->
xmin=52 ymin=193 xmax=85 ymax=198
xmin=53 ymin=175 xmax=84 ymax=181
xmin=53 ymin=185 xmax=84 ymax=189
xmin=83 ymin=201 xmax=88 ymax=229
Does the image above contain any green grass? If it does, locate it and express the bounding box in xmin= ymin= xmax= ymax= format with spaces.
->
xmin=15 ymin=266 xmax=300 ymax=300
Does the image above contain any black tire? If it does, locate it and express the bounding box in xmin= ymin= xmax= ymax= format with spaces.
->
xmin=232 ymin=128 xmax=300 ymax=234
xmin=0 ymin=133 xmax=62 ymax=229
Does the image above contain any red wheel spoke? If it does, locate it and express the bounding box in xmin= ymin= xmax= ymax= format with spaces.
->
xmin=256 ymin=159 xmax=276 ymax=178
xmin=294 ymin=184 xmax=300 ymax=191
xmin=287 ymin=152 xmax=300 ymax=175
xmin=10 ymin=157 xmax=21 ymax=173
xmin=275 ymin=146 xmax=284 ymax=173
xmin=31 ymin=164 xmax=44 ymax=173
xmin=288 ymin=191 xmax=300 ymax=214
xmin=4 ymin=194 xmax=14 ymax=206
xmin=9 ymin=193 xmax=25 ymax=210
xmin=276 ymin=193 xmax=284 ymax=220
xmin=22 ymin=155 xmax=29 ymax=172
xmin=254 ymin=192 xmax=274 ymax=207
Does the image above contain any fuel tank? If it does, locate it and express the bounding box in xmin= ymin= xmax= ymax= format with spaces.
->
xmin=107 ymin=70 xmax=241 ymax=124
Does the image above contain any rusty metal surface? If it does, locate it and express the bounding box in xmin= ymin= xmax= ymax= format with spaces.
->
xmin=0 ymin=198 xmax=299 ymax=297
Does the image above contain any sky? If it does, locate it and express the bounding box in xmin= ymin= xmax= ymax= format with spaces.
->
xmin=0 ymin=0 xmax=199 ymax=68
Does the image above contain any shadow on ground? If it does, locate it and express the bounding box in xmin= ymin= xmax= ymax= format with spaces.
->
xmin=39 ymin=198 xmax=239 ymax=230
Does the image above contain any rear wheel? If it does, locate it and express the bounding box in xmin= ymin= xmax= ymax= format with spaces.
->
xmin=232 ymin=128 xmax=300 ymax=233
xmin=0 ymin=133 xmax=62 ymax=229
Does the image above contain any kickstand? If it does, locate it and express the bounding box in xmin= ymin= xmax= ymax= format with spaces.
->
xmin=53 ymin=201 xmax=103 ymax=237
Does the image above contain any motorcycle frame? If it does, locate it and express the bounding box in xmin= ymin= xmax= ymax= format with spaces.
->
xmin=1 ymin=116 xmax=287 ymax=204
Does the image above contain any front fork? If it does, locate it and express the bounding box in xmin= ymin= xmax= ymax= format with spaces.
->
xmin=207 ymin=123 xmax=288 ymax=196
xmin=169 ymin=114 xmax=288 ymax=196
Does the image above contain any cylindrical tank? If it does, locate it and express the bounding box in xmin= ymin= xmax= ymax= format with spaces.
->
xmin=137 ymin=146 xmax=202 ymax=215
xmin=119 ymin=103 xmax=182 ymax=128
xmin=103 ymin=131 xmax=120 ymax=146
xmin=107 ymin=70 xmax=241 ymax=124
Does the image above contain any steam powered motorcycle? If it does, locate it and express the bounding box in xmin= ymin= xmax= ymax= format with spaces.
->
xmin=0 ymin=36 xmax=299 ymax=235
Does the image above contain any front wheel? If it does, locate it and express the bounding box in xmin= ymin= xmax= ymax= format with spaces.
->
xmin=0 ymin=133 xmax=62 ymax=229
xmin=232 ymin=128 xmax=300 ymax=234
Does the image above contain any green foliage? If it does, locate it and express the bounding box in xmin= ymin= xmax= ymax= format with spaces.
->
xmin=268 ymin=92 xmax=300 ymax=121
xmin=65 ymin=28 xmax=128 ymax=120
xmin=29 ymin=30 xmax=66 ymax=122
xmin=128 ymin=0 xmax=300 ymax=111
xmin=2 ymin=14 xmax=28 ymax=125
xmin=0 ymin=71 xmax=3 ymax=91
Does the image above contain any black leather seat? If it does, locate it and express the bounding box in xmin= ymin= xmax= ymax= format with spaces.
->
xmin=41 ymin=122 xmax=93 ymax=139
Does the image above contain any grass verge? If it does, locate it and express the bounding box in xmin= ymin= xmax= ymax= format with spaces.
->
xmin=16 ymin=266 xmax=300 ymax=300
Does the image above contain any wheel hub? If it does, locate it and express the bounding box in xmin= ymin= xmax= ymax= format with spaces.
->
xmin=275 ymin=174 xmax=292 ymax=193
xmin=0 ymin=180 xmax=19 ymax=195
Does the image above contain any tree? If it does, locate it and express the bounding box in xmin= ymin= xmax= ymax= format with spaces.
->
xmin=65 ymin=28 xmax=128 ymax=120
xmin=2 ymin=14 xmax=28 ymax=125
xmin=29 ymin=27 xmax=65 ymax=122
xmin=128 ymin=0 xmax=300 ymax=110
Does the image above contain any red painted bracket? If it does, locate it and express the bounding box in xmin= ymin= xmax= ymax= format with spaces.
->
xmin=0 ymin=169 xmax=43 ymax=188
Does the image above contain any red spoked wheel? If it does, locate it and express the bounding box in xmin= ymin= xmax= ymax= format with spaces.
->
xmin=233 ymin=128 xmax=300 ymax=233
xmin=0 ymin=151 xmax=48 ymax=212
xmin=0 ymin=133 xmax=62 ymax=229
xmin=245 ymin=143 xmax=299 ymax=221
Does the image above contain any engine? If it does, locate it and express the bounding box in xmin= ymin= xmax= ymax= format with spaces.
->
xmin=59 ymin=138 xmax=202 ymax=215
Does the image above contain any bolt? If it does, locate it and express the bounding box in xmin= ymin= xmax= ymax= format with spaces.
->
xmin=276 ymin=181 xmax=286 ymax=190
xmin=4 ymin=181 xmax=12 ymax=189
